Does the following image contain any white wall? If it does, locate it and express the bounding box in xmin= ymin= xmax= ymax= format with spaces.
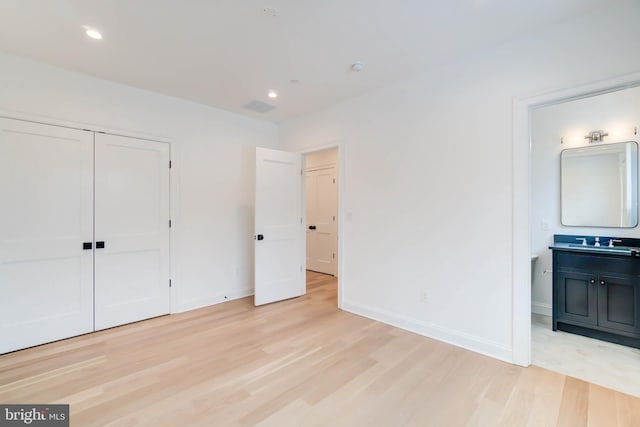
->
xmin=0 ymin=50 xmax=280 ymax=313
xmin=280 ymin=0 xmax=640 ymax=362
xmin=531 ymin=87 xmax=640 ymax=316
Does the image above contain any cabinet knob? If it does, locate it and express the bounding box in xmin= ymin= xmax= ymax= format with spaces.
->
xmin=590 ymin=279 xmax=596 ymax=284
xmin=599 ymin=280 xmax=606 ymax=285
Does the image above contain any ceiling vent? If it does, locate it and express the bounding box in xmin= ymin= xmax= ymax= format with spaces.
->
xmin=242 ymin=100 xmax=276 ymax=113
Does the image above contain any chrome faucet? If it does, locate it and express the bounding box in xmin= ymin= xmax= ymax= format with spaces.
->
xmin=594 ymin=237 xmax=600 ymax=247
xmin=608 ymin=239 xmax=622 ymax=247
xmin=576 ymin=237 xmax=587 ymax=246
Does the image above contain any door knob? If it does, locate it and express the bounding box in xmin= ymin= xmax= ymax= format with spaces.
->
xmin=308 ymin=225 xmax=317 ymax=230
xmin=590 ymin=279 xmax=595 ymax=284
xmin=256 ymin=234 xmax=264 ymax=241
xmin=599 ymin=280 xmax=606 ymax=285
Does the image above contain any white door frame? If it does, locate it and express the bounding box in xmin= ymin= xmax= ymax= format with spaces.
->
xmin=512 ymin=72 xmax=640 ymax=366
xmin=300 ymin=142 xmax=344 ymax=309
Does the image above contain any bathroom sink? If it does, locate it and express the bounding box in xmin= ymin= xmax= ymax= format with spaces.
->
xmin=560 ymin=243 xmax=636 ymax=254
xmin=567 ymin=243 xmax=624 ymax=249
xmin=549 ymin=235 xmax=640 ymax=258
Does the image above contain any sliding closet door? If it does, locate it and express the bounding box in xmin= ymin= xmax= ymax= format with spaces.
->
xmin=0 ymin=118 xmax=94 ymax=354
xmin=94 ymin=133 xmax=170 ymax=330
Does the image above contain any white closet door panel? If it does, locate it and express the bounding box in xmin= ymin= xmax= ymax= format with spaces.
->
xmin=94 ymin=133 xmax=170 ymax=330
xmin=0 ymin=118 xmax=93 ymax=354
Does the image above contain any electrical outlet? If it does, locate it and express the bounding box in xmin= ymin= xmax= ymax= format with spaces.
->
xmin=420 ymin=290 xmax=429 ymax=304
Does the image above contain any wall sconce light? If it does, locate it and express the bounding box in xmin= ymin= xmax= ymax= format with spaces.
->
xmin=585 ymin=130 xmax=608 ymax=143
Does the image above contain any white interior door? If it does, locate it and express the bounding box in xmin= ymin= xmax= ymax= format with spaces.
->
xmin=94 ymin=133 xmax=170 ymax=330
xmin=0 ymin=118 xmax=94 ymax=354
xmin=255 ymin=147 xmax=305 ymax=306
xmin=306 ymin=174 xmax=317 ymax=269
xmin=306 ymin=167 xmax=338 ymax=275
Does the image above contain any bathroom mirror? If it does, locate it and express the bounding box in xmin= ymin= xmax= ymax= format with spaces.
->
xmin=561 ymin=141 xmax=638 ymax=227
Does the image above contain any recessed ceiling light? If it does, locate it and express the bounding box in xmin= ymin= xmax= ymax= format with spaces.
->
xmin=85 ymin=28 xmax=103 ymax=40
xmin=268 ymin=90 xmax=278 ymax=99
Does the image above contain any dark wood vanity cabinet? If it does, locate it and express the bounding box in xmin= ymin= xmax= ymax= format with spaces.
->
xmin=552 ymin=250 xmax=640 ymax=348
xmin=596 ymin=274 xmax=639 ymax=335
xmin=555 ymin=270 xmax=598 ymax=327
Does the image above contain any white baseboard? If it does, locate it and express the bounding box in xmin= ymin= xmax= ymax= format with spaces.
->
xmin=173 ymin=288 xmax=253 ymax=313
xmin=531 ymin=301 xmax=552 ymax=317
xmin=341 ymin=299 xmax=513 ymax=364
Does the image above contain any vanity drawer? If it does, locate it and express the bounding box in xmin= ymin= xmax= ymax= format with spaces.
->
xmin=555 ymin=251 xmax=640 ymax=276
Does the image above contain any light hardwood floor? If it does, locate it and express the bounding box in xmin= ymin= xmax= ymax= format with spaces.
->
xmin=1 ymin=271 xmax=639 ymax=426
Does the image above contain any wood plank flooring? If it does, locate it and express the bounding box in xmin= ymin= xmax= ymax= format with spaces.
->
xmin=1 ymin=271 xmax=639 ymax=426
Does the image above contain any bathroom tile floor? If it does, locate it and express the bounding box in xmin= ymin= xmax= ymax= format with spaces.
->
xmin=532 ymin=313 xmax=640 ymax=397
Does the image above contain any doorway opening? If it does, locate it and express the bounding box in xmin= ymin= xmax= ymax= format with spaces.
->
xmin=304 ymin=147 xmax=339 ymax=307
xmin=527 ymin=84 xmax=640 ymax=397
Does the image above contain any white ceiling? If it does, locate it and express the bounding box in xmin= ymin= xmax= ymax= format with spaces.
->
xmin=0 ymin=0 xmax=617 ymax=122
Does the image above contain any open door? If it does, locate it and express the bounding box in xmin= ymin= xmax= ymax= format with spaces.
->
xmin=254 ymin=147 xmax=305 ymax=306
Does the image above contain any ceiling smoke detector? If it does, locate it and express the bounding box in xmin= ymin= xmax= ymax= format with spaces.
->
xmin=351 ymin=61 xmax=365 ymax=72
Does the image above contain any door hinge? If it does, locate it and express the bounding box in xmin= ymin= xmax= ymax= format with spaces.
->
xmin=300 ymin=217 xmax=303 ymax=224
xmin=333 ymin=253 xmax=335 ymax=259
xmin=300 ymin=265 xmax=303 ymax=272
xmin=169 ymin=279 xmax=172 ymax=288
xmin=333 ymin=215 xmax=336 ymax=221
xmin=169 ymin=160 xmax=172 ymax=169
xmin=333 ymin=178 xmax=336 ymax=184
xmin=301 ymin=169 xmax=303 ymax=176
xmin=169 ymin=219 xmax=172 ymax=228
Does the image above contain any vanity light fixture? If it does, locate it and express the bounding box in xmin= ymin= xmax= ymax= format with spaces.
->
xmin=585 ymin=130 xmax=608 ymax=143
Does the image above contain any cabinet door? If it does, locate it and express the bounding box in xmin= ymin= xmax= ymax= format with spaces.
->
xmin=597 ymin=274 xmax=639 ymax=335
xmin=0 ymin=118 xmax=94 ymax=354
xmin=94 ymin=134 xmax=170 ymax=330
xmin=556 ymin=271 xmax=598 ymax=326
